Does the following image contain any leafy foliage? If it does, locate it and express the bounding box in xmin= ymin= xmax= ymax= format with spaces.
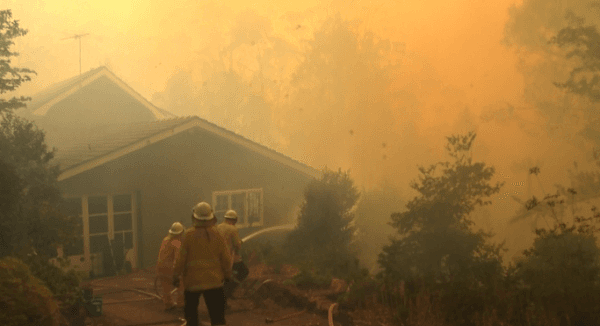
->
xmin=0 ymin=10 xmax=82 ymax=324
xmin=283 ymin=13 xmax=404 ymax=170
xmin=551 ymin=23 xmax=600 ymax=102
xmin=0 ymin=10 xmax=80 ymax=260
xmin=291 ymin=267 xmax=332 ymax=289
xmin=23 ymin=255 xmax=83 ymax=308
xmin=0 ymin=256 xmax=65 ymax=326
xmin=503 ymin=1 xmax=600 ymax=147
xmin=0 ymin=10 xmax=36 ymax=114
xmin=0 ymin=100 xmax=81 ymax=259
xmin=283 ymin=168 xmax=361 ymax=280
xmin=509 ymin=167 xmax=600 ymax=325
xmin=379 ymin=132 xmax=504 ymax=281
xmin=379 ymin=132 xmax=505 ymax=325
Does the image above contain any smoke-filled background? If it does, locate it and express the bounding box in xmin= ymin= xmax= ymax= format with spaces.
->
xmin=6 ymin=0 xmax=600 ymax=266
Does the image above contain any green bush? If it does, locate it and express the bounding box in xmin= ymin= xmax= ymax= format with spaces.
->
xmin=242 ymin=239 xmax=287 ymax=273
xmin=23 ymin=255 xmax=82 ymax=308
xmin=508 ymin=167 xmax=600 ymax=325
xmin=338 ymin=276 xmax=378 ymax=308
xmin=378 ymin=132 xmax=505 ymax=326
xmin=0 ymin=256 xmax=64 ymax=326
xmin=291 ymin=265 xmax=332 ymax=289
xmin=281 ymin=279 xmax=296 ymax=286
xmin=283 ymin=169 xmax=360 ymax=280
xmin=514 ymin=224 xmax=600 ymax=325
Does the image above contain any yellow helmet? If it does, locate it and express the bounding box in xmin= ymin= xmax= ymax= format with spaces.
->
xmin=169 ymin=222 xmax=184 ymax=235
xmin=224 ymin=210 xmax=238 ymax=220
xmin=192 ymin=202 xmax=214 ymax=221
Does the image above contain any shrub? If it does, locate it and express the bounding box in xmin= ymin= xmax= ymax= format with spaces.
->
xmin=338 ymin=276 xmax=378 ymax=309
xmin=241 ymin=239 xmax=286 ymax=272
xmin=23 ymin=255 xmax=82 ymax=308
xmin=378 ymin=132 xmax=505 ymax=325
xmin=0 ymin=256 xmax=65 ymax=326
xmin=283 ymin=168 xmax=360 ymax=280
xmin=509 ymin=166 xmax=600 ymax=325
xmin=291 ymin=266 xmax=332 ymax=289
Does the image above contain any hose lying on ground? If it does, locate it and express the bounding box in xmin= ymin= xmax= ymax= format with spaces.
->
xmin=328 ymin=303 xmax=338 ymax=326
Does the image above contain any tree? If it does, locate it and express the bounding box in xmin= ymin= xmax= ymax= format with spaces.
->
xmin=378 ymin=132 xmax=505 ymax=325
xmin=280 ymin=13 xmax=406 ymax=176
xmin=503 ymin=0 xmax=600 ymax=146
xmin=509 ymin=168 xmax=600 ymax=325
xmin=154 ymin=10 xmax=302 ymax=149
xmin=283 ymin=168 xmax=360 ymax=279
xmin=0 ymin=10 xmax=35 ymax=114
xmin=551 ymin=23 xmax=600 ymax=102
xmin=0 ymin=10 xmax=79 ymax=259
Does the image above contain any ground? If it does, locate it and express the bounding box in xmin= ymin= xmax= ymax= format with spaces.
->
xmin=75 ymin=263 xmax=395 ymax=326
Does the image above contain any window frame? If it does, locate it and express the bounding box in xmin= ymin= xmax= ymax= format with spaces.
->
xmin=59 ymin=193 xmax=137 ymax=273
xmin=212 ymin=188 xmax=264 ymax=229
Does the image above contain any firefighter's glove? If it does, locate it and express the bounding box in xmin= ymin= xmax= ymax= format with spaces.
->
xmin=173 ymin=276 xmax=180 ymax=288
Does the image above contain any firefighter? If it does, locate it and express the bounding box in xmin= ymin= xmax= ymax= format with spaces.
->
xmin=156 ymin=222 xmax=185 ymax=310
xmin=173 ymin=202 xmax=232 ymax=326
xmin=216 ymin=210 xmax=246 ymax=300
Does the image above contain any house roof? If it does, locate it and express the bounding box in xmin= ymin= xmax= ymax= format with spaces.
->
xmin=54 ymin=116 xmax=321 ymax=181
xmin=27 ymin=66 xmax=176 ymax=119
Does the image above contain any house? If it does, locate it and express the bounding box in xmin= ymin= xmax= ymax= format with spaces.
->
xmin=19 ymin=66 xmax=176 ymax=149
xmin=24 ymin=67 xmax=320 ymax=277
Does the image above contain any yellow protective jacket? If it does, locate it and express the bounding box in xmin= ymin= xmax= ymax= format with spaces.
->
xmin=173 ymin=225 xmax=233 ymax=291
xmin=216 ymin=222 xmax=242 ymax=263
xmin=156 ymin=235 xmax=181 ymax=276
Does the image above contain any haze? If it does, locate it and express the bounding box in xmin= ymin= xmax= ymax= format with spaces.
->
xmin=6 ymin=0 xmax=600 ymax=264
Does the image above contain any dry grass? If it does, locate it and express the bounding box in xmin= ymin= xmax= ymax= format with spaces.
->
xmin=370 ymin=289 xmax=564 ymax=326
xmin=405 ymin=291 xmax=445 ymax=326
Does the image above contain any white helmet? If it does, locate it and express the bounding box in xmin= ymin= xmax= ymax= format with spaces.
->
xmin=169 ymin=222 xmax=184 ymax=235
xmin=192 ymin=202 xmax=214 ymax=221
xmin=224 ymin=210 xmax=238 ymax=220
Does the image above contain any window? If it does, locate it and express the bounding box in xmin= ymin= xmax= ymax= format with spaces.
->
xmin=59 ymin=193 xmax=136 ymax=274
xmin=113 ymin=194 xmax=133 ymax=250
xmin=88 ymin=196 xmax=109 ymax=254
xmin=212 ymin=188 xmax=263 ymax=228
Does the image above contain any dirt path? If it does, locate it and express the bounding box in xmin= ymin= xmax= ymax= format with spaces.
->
xmin=82 ymin=267 xmax=335 ymax=326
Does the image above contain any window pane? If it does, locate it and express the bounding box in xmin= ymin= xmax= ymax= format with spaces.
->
xmin=114 ymin=213 xmax=132 ymax=231
xmin=231 ymin=193 xmax=245 ymax=223
xmin=124 ymin=231 xmax=133 ymax=250
xmin=61 ymin=197 xmax=81 ymax=217
xmin=64 ymin=237 xmax=84 ymax=256
xmin=214 ymin=210 xmax=225 ymax=222
xmin=89 ymin=215 xmax=108 ymax=233
xmin=88 ymin=196 xmax=107 ymax=215
xmin=216 ymin=195 xmax=228 ymax=211
xmin=90 ymin=234 xmax=109 ymax=253
xmin=113 ymin=194 xmax=131 ymax=212
xmin=247 ymin=192 xmax=260 ymax=225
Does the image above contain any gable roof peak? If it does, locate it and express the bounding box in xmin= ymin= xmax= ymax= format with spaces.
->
xmin=28 ymin=66 xmax=176 ymax=120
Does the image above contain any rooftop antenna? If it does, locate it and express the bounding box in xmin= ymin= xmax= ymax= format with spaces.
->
xmin=62 ymin=33 xmax=89 ymax=76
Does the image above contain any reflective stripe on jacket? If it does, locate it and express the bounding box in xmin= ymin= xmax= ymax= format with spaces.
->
xmin=173 ymin=225 xmax=233 ymax=291
xmin=157 ymin=235 xmax=181 ymax=275
xmin=216 ymin=222 xmax=242 ymax=263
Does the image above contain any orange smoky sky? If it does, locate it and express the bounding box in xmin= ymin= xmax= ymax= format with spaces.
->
xmin=5 ymin=0 xmax=597 ymax=260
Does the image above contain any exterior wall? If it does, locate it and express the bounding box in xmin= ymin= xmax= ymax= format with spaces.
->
xmin=58 ymin=127 xmax=314 ymax=271
xmin=32 ymin=76 xmax=156 ymax=148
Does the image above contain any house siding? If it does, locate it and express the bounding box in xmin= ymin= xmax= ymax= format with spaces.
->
xmin=32 ymin=76 xmax=157 ymax=148
xmin=58 ymin=127 xmax=314 ymax=269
